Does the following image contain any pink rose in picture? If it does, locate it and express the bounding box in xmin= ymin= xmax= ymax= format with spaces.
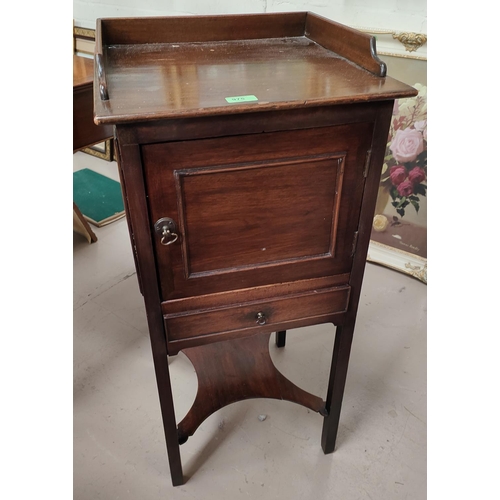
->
xmin=390 ymin=128 xmax=424 ymax=163
xmin=397 ymin=180 xmax=414 ymax=197
xmin=389 ymin=165 xmax=407 ymax=186
xmin=377 ymin=83 xmax=427 ymax=219
xmin=408 ymin=167 xmax=426 ymax=185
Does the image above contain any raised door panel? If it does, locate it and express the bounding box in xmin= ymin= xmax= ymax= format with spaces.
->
xmin=177 ymin=155 xmax=341 ymax=275
xmin=142 ymin=123 xmax=373 ymax=300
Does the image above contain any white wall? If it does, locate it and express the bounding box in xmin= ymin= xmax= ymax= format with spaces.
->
xmin=73 ymin=0 xmax=426 ymax=34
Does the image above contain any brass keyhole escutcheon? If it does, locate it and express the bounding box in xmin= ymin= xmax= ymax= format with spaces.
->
xmin=154 ymin=217 xmax=179 ymax=246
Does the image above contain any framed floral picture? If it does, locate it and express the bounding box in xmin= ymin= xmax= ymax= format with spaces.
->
xmin=367 ymin=52 xmax=427 ymax=283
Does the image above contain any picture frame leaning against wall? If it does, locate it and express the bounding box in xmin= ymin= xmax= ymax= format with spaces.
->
xmin=363 ymin=29 xmax=427 ymax=283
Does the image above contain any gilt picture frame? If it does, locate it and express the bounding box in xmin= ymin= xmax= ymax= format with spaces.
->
xmin=365 ymin=39 xmax=427 ymax=284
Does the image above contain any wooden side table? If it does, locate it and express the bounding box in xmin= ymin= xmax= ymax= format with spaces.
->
xmin=94 ymin=12 xmax=417 ymax=486
xmin=73 ymin=54 xmax=114 ymax=242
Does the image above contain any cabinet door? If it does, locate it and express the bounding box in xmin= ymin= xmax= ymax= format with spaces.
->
xmin=142 ymin=123 xmax=373 ymax=300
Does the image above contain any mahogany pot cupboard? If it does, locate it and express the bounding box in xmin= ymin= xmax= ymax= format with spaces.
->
xmin=93 ymin=12 xmax=417 ymax=486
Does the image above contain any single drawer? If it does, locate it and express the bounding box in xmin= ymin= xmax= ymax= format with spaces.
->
xmin=164 ymin=285 xmax=350 ymax=341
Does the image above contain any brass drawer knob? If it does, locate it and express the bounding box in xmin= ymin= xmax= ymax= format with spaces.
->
xmin=256 ymin=312 xmax=266 ymax=325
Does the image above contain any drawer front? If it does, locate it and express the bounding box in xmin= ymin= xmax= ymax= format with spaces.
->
xmin=164 ymin=285 xmax=350 ymax=341
xmin=142 ymin=123 xmax=372 ymax=300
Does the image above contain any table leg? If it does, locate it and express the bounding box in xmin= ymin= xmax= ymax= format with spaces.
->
xmin=275 ymin=330 xmax=287 ymax=348
xmin=73 ymin=202 xmax=97 ymax=243
xmin=153 ymin=352 xmax=184 ymax=486
xmin=321 ymin=321 xmax=355 ymax=454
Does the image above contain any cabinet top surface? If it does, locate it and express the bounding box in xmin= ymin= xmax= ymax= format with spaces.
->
xmin=73 ymin=55 xmax=93 ymax=89
xmin=94 ymin=13 xmax=417 ymax=124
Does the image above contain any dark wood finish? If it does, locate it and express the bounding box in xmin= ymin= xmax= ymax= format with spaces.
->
xmin=73 ymin=55 xmax=113 ymax=151
xmin=177 ymin=332 xmax=325 ymax=443
xmin=114 ymin=141 xmax=183 ymax=486
xmin=305 ymin=12 xmax=387 ymax=77
xmin=95 ymin=12 xmax=417 ymax=486
xmin=275 ymin=331 xmax=287 ymax=348
xmin=116 ymin=101 xmax=405 ymax=147
xmin=143 ymin=123 xmax=372 ymax=300
xmin=161 ymin=274 xmax=349 ymax=315
xmin=73 ymin=55 xmax=114 ymax=244
xmin=321 ymin=322 xmax=355 ymax=453
xmin=94 ymin=14 xmax=415 ymax=125
xmin=165 ymin=286 xmax=350 ymax=342
xmin=73 ymin=54 xmax=94 ymax=88
xmin=321 ymin=100 xmax=395 ymax=453
xmin=97 ymin=12 xmax=306 ymax=45
xmin=167 ymin=312 xmax=347 ymax=356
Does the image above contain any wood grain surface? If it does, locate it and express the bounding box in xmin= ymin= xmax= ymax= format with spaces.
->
xmin=177 ymin=332 xmax=326 ymax=443
xmin=94 ymin=13 xmax=416 ymax=124
xmin=100 ymin=13 xmax=418 ymax=486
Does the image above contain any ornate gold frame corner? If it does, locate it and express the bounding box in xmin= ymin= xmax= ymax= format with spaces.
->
xmin=73 ymin=24 xmax=96 ymax=57
xmin=392 ymin=32 xmax=427 ymax=53
xmin=356 ymin=26 xmax=427 ymax=60
xmin=367 ymin=241 xmax=427 ymax=284
xmin=81 ymin=140 xmax=115 ymax=162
